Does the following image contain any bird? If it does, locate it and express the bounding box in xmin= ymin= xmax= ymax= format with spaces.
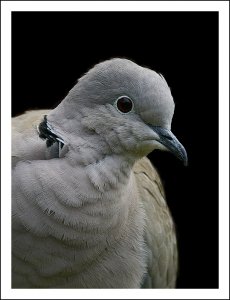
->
xmin=12 ymin=58 xmax=187 ymax=288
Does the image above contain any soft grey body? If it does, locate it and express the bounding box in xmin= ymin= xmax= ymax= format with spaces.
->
xmin=12 ymin=59 xmax=186 ymax=288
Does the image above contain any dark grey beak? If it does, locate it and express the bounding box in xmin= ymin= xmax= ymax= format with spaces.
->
xmin=151 ymin=126 xmax=188 ymax=166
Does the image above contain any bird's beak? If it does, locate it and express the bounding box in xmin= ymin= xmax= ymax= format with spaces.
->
xmin=150 ymin=126 xmax=188 ymax=166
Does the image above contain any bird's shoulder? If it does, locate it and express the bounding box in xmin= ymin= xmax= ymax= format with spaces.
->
xmin=12 ymin=109 xmax=50 ymax=167
xmin=12 ymin=109 xmax=50 ymax=133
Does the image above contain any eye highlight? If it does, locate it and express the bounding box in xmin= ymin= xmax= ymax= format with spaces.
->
xmin=115 ymin=96 xmax=133 ymax=113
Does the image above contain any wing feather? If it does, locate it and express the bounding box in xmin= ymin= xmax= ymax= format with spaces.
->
xmin=133 ymin=157 xmax=178 ymax=288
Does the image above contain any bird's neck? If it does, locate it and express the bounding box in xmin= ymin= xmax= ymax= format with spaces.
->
xmin=43 ymin=153 xmax=140 ymax=251
xmin=66 ymin=146 xmax=135 ymax=192
xmin=45 ymin=105 xmax=141 ymax=244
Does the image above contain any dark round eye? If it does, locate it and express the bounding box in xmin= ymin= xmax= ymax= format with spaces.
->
xmin=116 ymin=96 xmax=133 ymax=113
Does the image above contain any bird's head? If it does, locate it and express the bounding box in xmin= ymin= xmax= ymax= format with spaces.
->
xmin=44 ymin=58 xmax=187 ymax=165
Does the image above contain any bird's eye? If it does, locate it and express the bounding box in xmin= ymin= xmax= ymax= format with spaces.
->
xmin=116 ymin=96 xmax=133 ymax=113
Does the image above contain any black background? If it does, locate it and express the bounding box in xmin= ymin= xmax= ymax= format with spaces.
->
xmin=12 ymin=12 xmax=219 ymax=288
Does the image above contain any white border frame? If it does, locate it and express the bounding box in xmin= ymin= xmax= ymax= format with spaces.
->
xmin=1 ymin=1 xmax=229 ymax=299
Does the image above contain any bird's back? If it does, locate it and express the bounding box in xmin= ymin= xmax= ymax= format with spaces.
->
xmin=12 ymin=110 xmax=50 ymax=167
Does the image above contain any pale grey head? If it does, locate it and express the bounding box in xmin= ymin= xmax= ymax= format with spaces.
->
xmin=45 ymin=58 xmax=187 ymax=165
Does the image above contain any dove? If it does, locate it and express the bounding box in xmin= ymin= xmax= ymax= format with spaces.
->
xmin=12 ymin=58 xmax=187 ymax=288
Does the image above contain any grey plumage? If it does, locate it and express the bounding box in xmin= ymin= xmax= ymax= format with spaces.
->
xmin=12 ymin=58 xmax=187 ymax=288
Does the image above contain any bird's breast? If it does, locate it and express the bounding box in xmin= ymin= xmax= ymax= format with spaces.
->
xmin=12 ymin=158 xmax=147 ymax=288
